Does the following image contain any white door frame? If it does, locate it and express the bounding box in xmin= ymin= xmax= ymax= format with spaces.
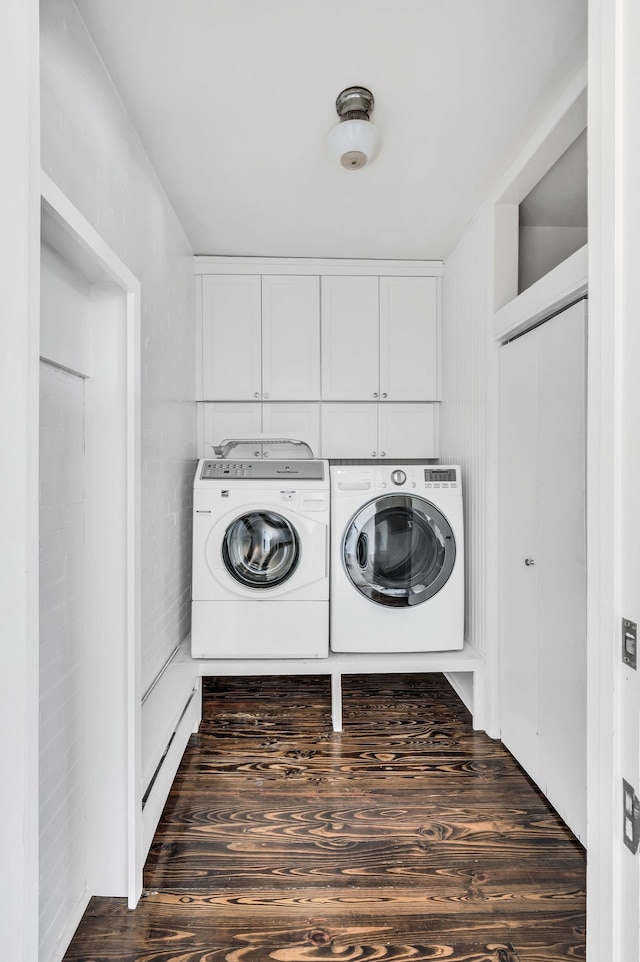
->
xmin=1 ymin=2 xmax=40 ymax=956
xmin=587 ymin=0 xmax=640 ymax=957
xmin=40 ymin=172 xmax=143 ymax=906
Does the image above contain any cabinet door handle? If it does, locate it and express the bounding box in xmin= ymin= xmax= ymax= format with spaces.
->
xmin=253 ymin=392 xmax=260 ymax=399
xmin=382 ymin=392 xmax=388 ymax=399
xmin=263 ymin=392 xmax=270 ymax=399
xmin=371 ymin=451 xmax=377 ymax=458
xmin=372 ymin=392 xmax=379 ymax=399
xmin=524 ymin=557 xmax=535 ymax=566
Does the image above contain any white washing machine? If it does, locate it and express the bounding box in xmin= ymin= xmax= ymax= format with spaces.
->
xmin=192 ymin=455 xmax=330 ymax=659
xmin=330 ymin=463 xmax=464 ymax=652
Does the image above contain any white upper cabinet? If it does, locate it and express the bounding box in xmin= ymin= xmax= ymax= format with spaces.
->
xmin=321 ymin=275 xmax=439 ymax=401
xmin=261 ymin=276 xmax=320 ymax=400
xmin=198 ymin=401 xmax=320 ymax=459
xmin=200 ymin=402 xmax=263 ymax=457
xmin=379 ymin=276 xmax=438 ymax=401
xmin=378 ymin=403 xmax=437 ymax=458
xmin=321 ymin=276 xmax=379 ymax=400
xmin=261 ymin=402 xmax=320 ymax=456
xmin=201 ymin=274 xmax=320 ymax=400
xmin=201 ymin=275 xmax=261 ymax=400
xmin=321 ymin=403 xmax=437 ymax=460
xmin=197 ymin=260 xmax=442 ymax=460
xmin=320 ymin=403 xmax=379 ymax=459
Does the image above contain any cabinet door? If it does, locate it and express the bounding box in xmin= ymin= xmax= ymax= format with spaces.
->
xmin=261 ymin=276 xmax=320 ymax=400
xmin=199 ymin=402 xmax=262 ymax=457
xmin=321 ymin=276 xmax=379 ymax=400
xmin=201 ymin=275 xmax=261 ymax=400
xmin=262 ymin=403 xmax=321 ymax=458
xmin=379 ymin=276 xmax=438 ymax=400
xmin=499 ymin=326 xmax=540 ymax=787
xmin=499 ymin=300 xmax=587 ymax=841
xmin=378 ymin=404 xmax=438 ymax=459
xmin=320 ymin=403 xmax=378 ymax=459
xmin=536 ymin=301 xmax=586 ymax=840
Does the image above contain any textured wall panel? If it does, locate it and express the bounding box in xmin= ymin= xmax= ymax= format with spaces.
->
xmin=39 ymin=362 xmax=87 ymax=962
xmin=440 ymin=209 xmax=495 ymax=656
xmin=40 ymin=0 xmax=196 ymax=692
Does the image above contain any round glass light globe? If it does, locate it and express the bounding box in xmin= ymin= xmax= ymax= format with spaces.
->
xmin=327 ymin=119 xmax=382 ymax=170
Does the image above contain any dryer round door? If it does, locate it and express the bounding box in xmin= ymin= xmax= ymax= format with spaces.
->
xmin=343 ymin=494 xmax=456 ymax=607
xmin=222 ymin=510 xmax=300 ymax=589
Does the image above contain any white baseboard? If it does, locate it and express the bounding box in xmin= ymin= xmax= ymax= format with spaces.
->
xmin=141 ymin=682 xmax=202 ymax=860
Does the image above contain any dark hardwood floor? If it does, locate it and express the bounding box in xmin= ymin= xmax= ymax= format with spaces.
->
xmin=63 ymin=673 xmax=586 ymax=962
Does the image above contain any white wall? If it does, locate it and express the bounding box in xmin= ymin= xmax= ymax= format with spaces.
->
xmin=441 ymin=208 xmax=491 ymax=654
xmin=40 ymin=0 xmax=196 ymax=694
xmin=38 ymin=358 xmax=88 ymax=962
xmin=440 ymin=207 xmax=500 ymax=732
xmin=0 ymin=2 xmax=40 ymax=960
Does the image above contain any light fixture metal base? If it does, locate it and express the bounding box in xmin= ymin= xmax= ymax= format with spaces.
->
xmin=335 ymin=86 xmax=375 ymax=121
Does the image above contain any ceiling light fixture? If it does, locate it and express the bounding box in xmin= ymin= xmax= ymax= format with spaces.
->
xmin=327 ymin=86 xmax=381 ymax=170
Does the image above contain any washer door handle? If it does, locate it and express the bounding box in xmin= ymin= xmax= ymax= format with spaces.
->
xmin=356 ymin=532 xmax=369 ymax=570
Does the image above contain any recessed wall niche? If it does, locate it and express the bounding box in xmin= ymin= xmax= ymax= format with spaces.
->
xmin=518 ymin=129 xmax=587 ymax=294
xmin=492 ymin=77 xmax=588 ymax=342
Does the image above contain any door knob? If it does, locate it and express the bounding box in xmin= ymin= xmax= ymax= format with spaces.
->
xmin=524 ymin=557 xmax=535 ymax=566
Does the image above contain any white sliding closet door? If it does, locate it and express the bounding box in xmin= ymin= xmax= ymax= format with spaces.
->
xmin=499 ymin=326 xmax=540 ymax=783
xmin=500 ymin=299 xmax=587 ymax=841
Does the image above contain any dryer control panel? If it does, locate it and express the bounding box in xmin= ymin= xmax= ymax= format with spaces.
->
xmin=375 ymin=465 xmax=459 ymax=491
xmin=423 ymin=467 xmax=458 ymax=489
xmin=332 ymin=464 xmax=461 ymax=494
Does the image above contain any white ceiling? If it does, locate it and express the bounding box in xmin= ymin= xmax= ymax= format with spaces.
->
xmin=74 ymin=0 xmax=587 ymax=260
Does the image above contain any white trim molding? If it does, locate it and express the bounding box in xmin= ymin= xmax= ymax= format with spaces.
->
xmin=40 ymin=170 xmax=143 ymax=908
xmin=194 ymin=256 xmax=443 ymax=277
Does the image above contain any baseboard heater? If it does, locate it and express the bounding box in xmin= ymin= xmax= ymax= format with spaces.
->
xmin=140 ymin=647 xmax=202 ymax=861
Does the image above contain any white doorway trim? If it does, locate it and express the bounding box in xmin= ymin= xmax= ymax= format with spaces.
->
xmin=587 ymin=0 xmax=640 ymax=956
xmin=40 ymin=171 xmax=143 ymax=906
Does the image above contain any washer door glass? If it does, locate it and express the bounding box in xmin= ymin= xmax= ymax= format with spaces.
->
xmin=343 ymin=495 xmax=456 ymax=607
xmin=223 ymin=511 xmax=300 ymax=589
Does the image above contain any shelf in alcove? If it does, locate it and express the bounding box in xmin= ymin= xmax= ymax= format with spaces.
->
xmin=493 ymin=243 xmax=587 ymax=343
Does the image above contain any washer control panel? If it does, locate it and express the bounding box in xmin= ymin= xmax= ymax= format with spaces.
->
xmin=200 ymin=459 xmax=326 ymax=481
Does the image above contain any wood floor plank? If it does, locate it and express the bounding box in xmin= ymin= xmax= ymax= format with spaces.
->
xmin=63 ymin=673 xmax=585 ymax=962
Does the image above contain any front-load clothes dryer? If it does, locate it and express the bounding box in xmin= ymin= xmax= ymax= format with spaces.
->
xmin=330 ymin=463 xmax=464 ymax=652
xmin=192 ymin=458 xmax=330 ymax=659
